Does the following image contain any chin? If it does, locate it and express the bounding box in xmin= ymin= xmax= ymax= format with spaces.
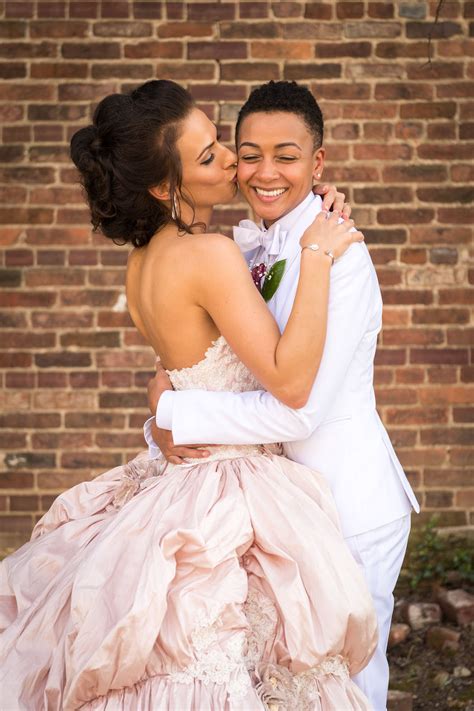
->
xmin=216 ymin=184 xmax=239 ymax=207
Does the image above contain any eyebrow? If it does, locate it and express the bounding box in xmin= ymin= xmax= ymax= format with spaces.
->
xmin=239 ymin=141 xmax=302 ymax=150
xmin=196 ymin=141 xmax=214 ymax=161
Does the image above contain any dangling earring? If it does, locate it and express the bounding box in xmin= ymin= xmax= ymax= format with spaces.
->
xmin=171 ymin=193 xmax=178 ymax=220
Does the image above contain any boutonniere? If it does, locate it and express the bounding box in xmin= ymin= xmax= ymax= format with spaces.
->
xmin=250 ymin=259 xmax=286 ymax=302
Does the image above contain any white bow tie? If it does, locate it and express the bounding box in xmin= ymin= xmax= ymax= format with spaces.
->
xmin=233 ymin=220 xmax=287 ymax=259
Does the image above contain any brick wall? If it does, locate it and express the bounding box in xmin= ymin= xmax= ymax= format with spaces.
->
xmin=0 ymin=0 xmax=472 ymax=540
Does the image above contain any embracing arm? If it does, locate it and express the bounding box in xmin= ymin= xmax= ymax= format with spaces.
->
xmin=160 ymin=243 xmax=376 ymax=445
xmin=192 ymin=211 xmax=361 ymax=409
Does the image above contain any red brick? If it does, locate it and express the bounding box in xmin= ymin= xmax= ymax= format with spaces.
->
xmin=375 ymin=82 xmax=433 ymax=101
xmin=368 ymin=2 xmax=394 ymax=19
xmin=188 ymin=41 xmax=247 ymax=60
xmin=406 ymin=21 xmax=462 ymax=39
xmin=0 ymin=41 xmax=57 ymax=59
xmin=303 ymin=2 xmax=332 ymax=19
xmin=157 ymin=22 xmax=214 ymax=37
xmin=101 ymin=1 xmax=130 ymax=17
xmin=401 ymin=102 xmax=457 ymax=119
xmin=250 ymin=40 xmax=313 ymax=60
xmin=30 ymin=62 xmax=88 ymax=79
xmin=2 ymin=125 xmax=31 ymax=142
xmin=418 ymin=143 xmax=474 ymax=161
xmin=240 ymin=2 xmax=269 ymax=19
xmin=58 ymin=83 xmax=115 ymax=101
xmin=189 ymin=2 xmax=235 ymax=21
xmin=222 ymin=21 xmax=280 ymax=39
xmin=70 ymin=1 xmax=99 ymax=18
xmin=0 ymin=19 xmax=28 ymax=38
xmin=166 ymin=2 xmax=184 ymax=20
xmin=410 ymin=226 xmax=471 ymax=245
xmin=0 ymin=62 xmax=27 ymax=79
xmin=62 ymin=42 xmax=121 ymax=59
xmin=124 ymin=40 xmax=182 ymax=58
xmin=427 ymin=123 xmax=456 ymax=141
xmin=411 ymin=349 xmax=468 ymax=365
xmin=315 ymin=41 xmax=371 ymax=58
xmin=337 ymin=1 xmax=364 ymax=19
xmin=438 ymin=207 xmax=474 ymax=224
xmin=5 ymin=2 xmax=34 ymax=18
xmin=221 ymin=62 xmax=278 ymax=81
xmin=37 ymin=372 xmax=68 ymax=388
xmin=133 ymin=1 xmax=162 ymax=19
xmin=453 ymin=407 xmax=474 ymax=423
xmin=30 ymin=20 xmax=89 ymax=38
xmin=93 ymin=21 xmax=152 ymax=37
xmin=378 ymin=208 xmax=434 ymax=225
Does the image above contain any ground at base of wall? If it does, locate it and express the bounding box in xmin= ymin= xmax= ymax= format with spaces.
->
xmin=388 ymin=589 xmax=474 ymax=711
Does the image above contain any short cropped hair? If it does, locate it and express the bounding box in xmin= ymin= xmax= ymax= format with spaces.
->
xmin=235 ymin=80 xmax=324 ymax=149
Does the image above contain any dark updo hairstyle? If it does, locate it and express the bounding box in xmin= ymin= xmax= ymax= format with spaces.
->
xmin=70 ymin=80 xmax=195 ymax=248
xmin=235 ymin=80 xmax=324 ymax=150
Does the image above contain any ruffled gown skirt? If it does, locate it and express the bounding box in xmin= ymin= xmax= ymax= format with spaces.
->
xmin=0 ymin=448 xmax=378 ymax=710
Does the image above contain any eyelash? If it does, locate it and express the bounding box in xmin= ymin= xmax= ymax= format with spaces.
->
xmin=240 ymin=155 xmax=297 ymax=162
xmin=201 ymin=132 xmax=222 ymax=165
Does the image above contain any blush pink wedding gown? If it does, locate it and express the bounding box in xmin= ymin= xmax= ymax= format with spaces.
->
xmin=0 ymin=337 xmax=377 ymax=710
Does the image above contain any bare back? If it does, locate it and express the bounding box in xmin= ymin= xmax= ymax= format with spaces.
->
xmin=126 ymin=227 xmax=222 ymax=371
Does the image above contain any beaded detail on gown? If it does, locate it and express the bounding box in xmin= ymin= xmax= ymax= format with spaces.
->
xmin=0 ymin=336 xmax=377 ymax=710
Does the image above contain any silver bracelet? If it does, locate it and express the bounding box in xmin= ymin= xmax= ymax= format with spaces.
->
xmin=301 ymin=243 xmax=335 ymax=266
xmin=324 ymin=249 xmax=335 ymax=266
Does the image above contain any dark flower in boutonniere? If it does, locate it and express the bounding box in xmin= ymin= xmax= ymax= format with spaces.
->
xmin=261 ymin=259 xmax=286 ymax=302
xmin=251 ymin=262 xmax=267 ymax=291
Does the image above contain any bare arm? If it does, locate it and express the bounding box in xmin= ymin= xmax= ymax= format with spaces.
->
xmin=193 ymin=211 xmax=362 ymax=408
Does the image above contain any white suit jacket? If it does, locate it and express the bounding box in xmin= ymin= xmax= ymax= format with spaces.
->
xmin=155 ymin=193 xmax=419 ymax=538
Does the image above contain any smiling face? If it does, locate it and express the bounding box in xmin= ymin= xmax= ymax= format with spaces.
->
xmin=237 ymin=111 xmax=325 ymax=226
xmin=176 ymin=108 xmax=238 ymax=220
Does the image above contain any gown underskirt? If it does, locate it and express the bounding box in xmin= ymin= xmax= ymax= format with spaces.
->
xmin=0 ymin=336 xmax=378 ymax=710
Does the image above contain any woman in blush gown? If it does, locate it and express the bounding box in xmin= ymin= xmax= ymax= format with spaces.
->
xmin=0 ymin=80 xmax=377 ymax=710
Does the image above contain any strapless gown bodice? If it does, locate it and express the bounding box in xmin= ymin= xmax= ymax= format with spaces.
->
xmin=167 ymin=335 xmax=260 ymax=393
xmin=165 ymin=336 xmax=276 ymax=462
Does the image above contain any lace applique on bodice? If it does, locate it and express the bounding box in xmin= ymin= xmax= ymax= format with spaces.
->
xmin=166 ymin=335 xmax=261 ymax=394
xmin=166 ymin=336 xmax=278 ymax=463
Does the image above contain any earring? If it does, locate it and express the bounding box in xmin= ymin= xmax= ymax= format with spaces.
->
xmin=171 ymin=194 xmax=178 ymax=220
xmin=316 ymin=173 xmax=321 ymax=178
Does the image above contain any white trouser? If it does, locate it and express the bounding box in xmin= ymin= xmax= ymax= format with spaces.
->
xmin=345 ymin=514 xmax=411 ymax=711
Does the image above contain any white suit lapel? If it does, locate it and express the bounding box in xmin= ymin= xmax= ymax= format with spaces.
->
xmin=270 ymin=195 xmax=324 ymax=322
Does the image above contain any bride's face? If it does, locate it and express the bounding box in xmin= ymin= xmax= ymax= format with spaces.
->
xmin=177 ymin=108 xmax=238 ymax=212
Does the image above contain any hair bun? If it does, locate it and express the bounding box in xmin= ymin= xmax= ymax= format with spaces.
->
xmin=70 ymin=124 xmax=116 ymax=227
xmin=70 ymin=125 xmax=100 ymax=171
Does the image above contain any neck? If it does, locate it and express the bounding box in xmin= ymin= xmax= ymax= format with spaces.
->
xmin=177 ymin=202 xmax=213 ymax=234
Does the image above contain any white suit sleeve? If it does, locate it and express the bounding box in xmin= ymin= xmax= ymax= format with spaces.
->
xmin=161 ymin=244 xmax=377 ymax=445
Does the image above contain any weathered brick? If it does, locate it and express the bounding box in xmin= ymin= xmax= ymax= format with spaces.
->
xmin=157 ymin=22 xmax=214 ymax=38
xmin=188 ymin=2 xmax=235 ymax=21
xmin=303 ymin=2 xmax=332 ymax=19
xmin=93 ymin=21 xmax=152 ymax=37
xmin=31 ymin=21 xmax=89 ymax=38
xmin=133 ymin=1 xmax=162 ymax=19
xmin=62 ymin=42 xmax=121 ymax=59
xmin=124 ymin=40 xmax=182 ymax=58
xmin=101 ymin=1 xmax=130 ymax=18
xmin=240 ymin=2 xmax=269 ymax=19
xmin=221 ymin=21 xmax=280 ymax=39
